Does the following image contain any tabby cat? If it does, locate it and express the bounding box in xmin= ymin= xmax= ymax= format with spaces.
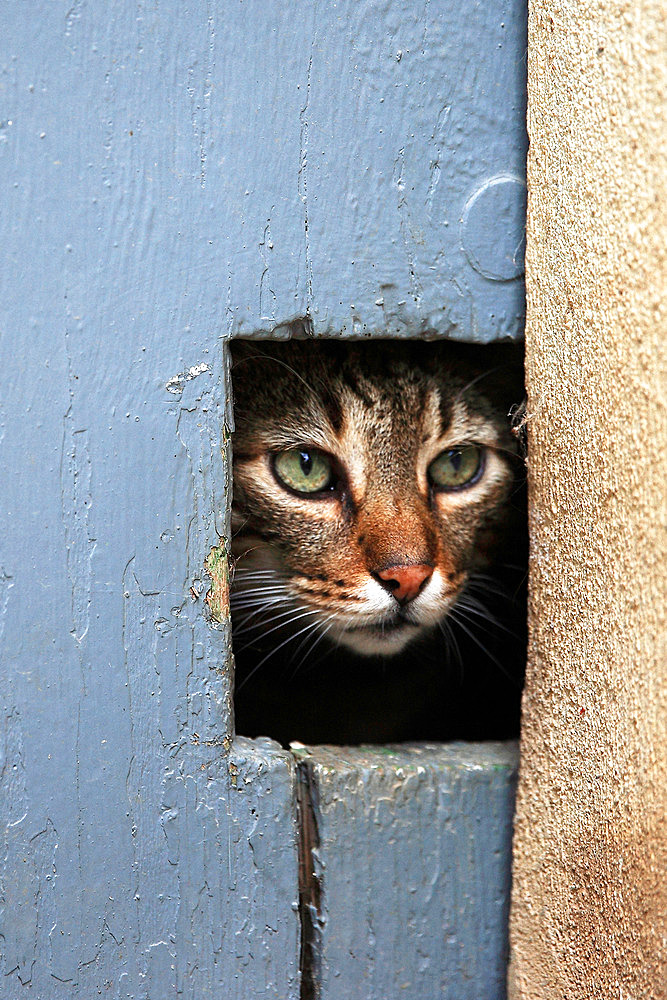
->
xmin=230 ymin=338 xmax=526 ymax=745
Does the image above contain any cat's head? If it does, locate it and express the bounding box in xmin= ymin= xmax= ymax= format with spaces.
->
xmin=230 ymin=338 xmax=523 ymax=658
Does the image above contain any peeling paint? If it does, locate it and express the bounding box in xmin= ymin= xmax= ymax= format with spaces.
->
xmin=204 ymin=543 xmax=230 ymax=623
xmin=2 ymin=0 xmax=526 ymax=994
xmin=165 ymin=363 xmax=212 ymax=395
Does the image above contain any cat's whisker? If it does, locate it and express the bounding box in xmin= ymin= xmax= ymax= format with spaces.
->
xmin=465 ymin=571 xmax=512 ymax=591
xmin=232 ymin=575 xmax=287 ymax=588
xmin=290 ymin=614 xmax=339 ymax=678
xmin=452 ymin=365 xmax=510 ymax=408
xmin=437 ymin=618 xmax=464 ymax=683
xmin=494 ymin=561 xmax=528 ymax=573
xmin=447 ymin=607 xmax=518 ymax=685
xmin=230 ymin=544 xmax=270 ymax=568
xmin=232 ymin=604 xmax=319 ymax=653
xmin=235 ymin=615 xmax=328 ymax=692
xmin=457 ymin=608 xmax=519 ymax=644
xmin=465 ymin=585 xmax=514 ymax=606
xmin=233 ymin=600 xmax=308 ymax=635
xmin=232 ymin=584 xmax=290 ymax=597
xmin=230 ymin=592 xmax=288 ymax=612
xmin=302 ymin=619 xmax=338 ymax=665
xmin=455 ymin=597 xmax=513 ymax=635
xmin=231 ymin=349 xmax=317 ymax=396
xmin=466 ymin=571 xmax=525 ymax=597
xmin=465 ymin=572 xmax=527 ymax=608
xmin=234 ymin=570 xmax=286 ymax=579
xmin=230 ymin=584 xmax=288 ymax=606
xmin=231 ymin=579 xmax=290 ymax=594
xmin=289 ymin=611 xmax=337 ymax=663
xmin=232 ymin=603 xmax=311 ymax=638
xmin=230 ymin=512 xmax=252 ymax=538
xmin=232 ymin=604 xmax=286 ymax=625
xmin=232 ymin=606 xmax=290 ymax=636
xmin=462 ymin=588 xmax=506 ymax=610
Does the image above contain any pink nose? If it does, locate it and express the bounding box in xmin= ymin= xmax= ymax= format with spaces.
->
xmin=375 ymin=564 xmax=434 ymax=604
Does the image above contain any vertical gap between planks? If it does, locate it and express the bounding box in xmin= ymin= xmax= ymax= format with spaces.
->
xmin=295 ymin=755 xmax=323 ymax=1000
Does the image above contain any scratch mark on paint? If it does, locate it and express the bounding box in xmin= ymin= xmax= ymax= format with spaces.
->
xmin=64 ymin=0 xmax=84 ymax=37
xmin=299 ymin=48 xmax=314 ymax=308
xmin=187 ymin=2 xmax=215 ymax=188
xmin=425 ymin=102 xmax=451 ymax=216
xmin=0 ymin=568 xmax=14 ymax=649
xmin=61 ymin=318 xmax=96 ymax=661
xmin=0 ymin=714 xmax=58 ymax=986
xmin=259 ymin=217 xmax=277 ymax=321
xmin=393 ymin=147 xmax=424 ymax=311
xmin=420 ymin=0 xmax=432 ymax=53
xmin=60 ymin=411 xmax=96 ymax=649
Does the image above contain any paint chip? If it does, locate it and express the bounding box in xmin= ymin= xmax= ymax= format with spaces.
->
xmin=165 ymin=363 xmax=211 ymax=394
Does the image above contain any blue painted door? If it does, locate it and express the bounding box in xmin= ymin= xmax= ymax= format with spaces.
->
xmin=0 ymin=2 xmax=526 ymax=996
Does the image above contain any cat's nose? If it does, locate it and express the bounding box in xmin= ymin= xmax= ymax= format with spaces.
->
xmin=374 ymin=563 xmax=434 ymax=604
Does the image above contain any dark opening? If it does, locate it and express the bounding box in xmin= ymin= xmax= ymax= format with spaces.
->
xmin=230 ymin=334 xmax=527 ymax=747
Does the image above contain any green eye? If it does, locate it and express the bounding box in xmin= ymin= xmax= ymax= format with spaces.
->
xmin=428 ymin=446 xmax=483 ymax=490
xmin=273 ymin=448 xmax=334 ymax=494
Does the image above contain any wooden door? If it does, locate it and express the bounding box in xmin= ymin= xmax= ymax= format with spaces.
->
xmin=0 ymin=2 xmax=527 ymax=995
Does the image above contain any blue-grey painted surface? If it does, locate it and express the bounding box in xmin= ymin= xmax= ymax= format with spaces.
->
xmin=295 ymin=743 xmax=519 ymax=1000
xmin=228 ymin=0 xmax=529 ymax=342
xmin=0 ymin=1 xmax=525 ymax=996
xmin=0 ymin=5 xmax=303 ymax=995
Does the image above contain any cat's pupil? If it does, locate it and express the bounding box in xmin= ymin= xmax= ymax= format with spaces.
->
xmin=299 ymin=451 xmax=313 ymax=475
xmin=450 ymin=450 xmax=462 ymax=471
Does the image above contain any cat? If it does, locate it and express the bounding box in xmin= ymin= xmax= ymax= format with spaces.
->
xmin=230 ymin=337 xmax=526 ymax=746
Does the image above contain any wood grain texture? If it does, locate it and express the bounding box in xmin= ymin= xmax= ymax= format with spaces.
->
xmin=0 ymin=0 xmax=527 ymax=348
xmin=0 ymin=5 xmax=301 ymax=995
xmin=509 ymin=2 xmax=667 ymax=997
xmin=294 ymin=743 xmax=518 ymax=1000
xmin=0 ymin=1 xmax=527 ymax=994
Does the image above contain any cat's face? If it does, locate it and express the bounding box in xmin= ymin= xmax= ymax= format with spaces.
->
xmin=230 ymin=339 xmax=522 ymax=658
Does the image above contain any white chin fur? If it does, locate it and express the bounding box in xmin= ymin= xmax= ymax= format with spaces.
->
xmin=332 ymin=622 xmax=423 ymax=657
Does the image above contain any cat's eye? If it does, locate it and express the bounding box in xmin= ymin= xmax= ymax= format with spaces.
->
xmin=273 ymin=448 xmax=334 ymax=495
xmin=428 ymin=445 xmax=483 ymax=490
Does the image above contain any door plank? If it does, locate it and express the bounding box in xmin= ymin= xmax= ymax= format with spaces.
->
xmin=294 ymin=742 xmax=518 ymax=1000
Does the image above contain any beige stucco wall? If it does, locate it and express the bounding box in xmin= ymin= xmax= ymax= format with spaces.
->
xmin=509 ymin=2 xmax=666 ymax=997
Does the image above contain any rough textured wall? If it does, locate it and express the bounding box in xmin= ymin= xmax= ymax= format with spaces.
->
xmin=509 ymin=2 xmax=667 ymax=997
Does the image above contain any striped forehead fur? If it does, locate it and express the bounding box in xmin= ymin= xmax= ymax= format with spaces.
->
xmin=232 ymin=341 xmax=508 ymax=460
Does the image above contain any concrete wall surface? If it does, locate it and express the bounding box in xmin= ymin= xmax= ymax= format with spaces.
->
xmin=510 ymin=2 xmax=666 ymax=997
xmin=0 ymin=1 xmax=527 ymax=995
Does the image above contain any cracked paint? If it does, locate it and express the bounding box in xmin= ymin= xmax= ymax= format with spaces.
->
xmin=299 ymin=48 xmax=315 ymax=311
xmin=295 ymin=743 xmax=518 ymax=998
xmin=2 ymin=1 xmax=526 ymax=994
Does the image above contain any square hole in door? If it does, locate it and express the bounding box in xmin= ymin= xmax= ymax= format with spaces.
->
xmin=229 ymin=332 xmax=526 ymax=747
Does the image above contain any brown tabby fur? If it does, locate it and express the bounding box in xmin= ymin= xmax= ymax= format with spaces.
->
xmin=230 ymin=338 xmax=526 ymax=745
